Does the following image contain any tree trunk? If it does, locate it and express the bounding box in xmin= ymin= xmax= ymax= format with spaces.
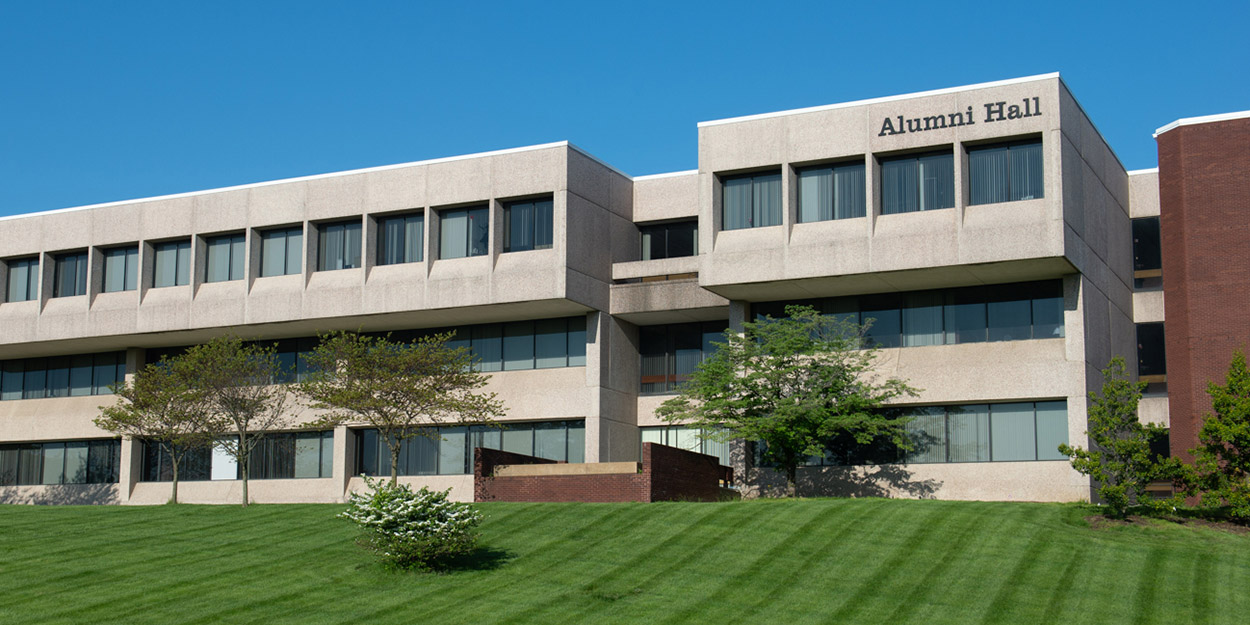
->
xmin=389 ymin=443 xmax=401 ymax=487
xmin=786 ymin=466 xmax=798 ymax=498
xmin=240 ymin=456 xmax=249 ymax=507
xmin=239 ymin=431 xmax=249 ymax=507
xmin=170 ymin=454 xmax=180 ymax=505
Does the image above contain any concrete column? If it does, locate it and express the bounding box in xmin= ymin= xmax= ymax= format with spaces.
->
xmin=117 ymin=436 xmax=142 ymax=504
xmin=728 ymin=299 xmax=750 ymax=333
xmin=334 ymin=425 xmax=352 ymax=500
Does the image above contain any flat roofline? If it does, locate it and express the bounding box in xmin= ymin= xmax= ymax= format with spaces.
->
xmin=1127 ymin=168 xmax=1159 ymax=175
xmin=1 ymin=140 xmax=630 ymax=223
xmin=697 ymin=73 xmax=1061 ymax=128
xmin=633 ymin=169 xmax=698 ymax=181
xmin=1154 ymin=110 xmax=1250 ymax=137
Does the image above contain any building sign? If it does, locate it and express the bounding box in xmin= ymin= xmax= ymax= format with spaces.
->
xmin=878 ymin=97 xmax=1042 ymax=137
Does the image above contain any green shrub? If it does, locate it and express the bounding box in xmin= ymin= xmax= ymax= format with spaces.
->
xmin=341 ymin=475 xmax=483 ymax=571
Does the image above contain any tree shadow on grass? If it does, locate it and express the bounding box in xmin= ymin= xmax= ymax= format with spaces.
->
xmin=432 ymin=545 xmax=514 ymax=574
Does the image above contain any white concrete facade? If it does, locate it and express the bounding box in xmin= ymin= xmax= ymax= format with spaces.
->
xmin=1 ymin=74 xmax=1161 ymax=504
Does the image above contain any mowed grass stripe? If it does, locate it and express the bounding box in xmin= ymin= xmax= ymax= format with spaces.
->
xmin=2 ymin=500 xmax=1248 ymax=625
xmin=659 ymin=499 xmax=887 ymax=624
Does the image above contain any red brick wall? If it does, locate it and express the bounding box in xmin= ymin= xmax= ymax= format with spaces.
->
xmin=1157 ymin=116 xmax=1250 ymax=460
xmin=473 ymin=444 xmax=730 ymax=503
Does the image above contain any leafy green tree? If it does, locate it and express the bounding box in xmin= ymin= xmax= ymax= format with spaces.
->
xmin=297 ymin=331 xmax=505 ymax=486
xmin=1186 ymin=349 xmax=1250 ymax=522
xmin=95 ymin=359 xmax=213 ymax=504
xmin=656 ymin=305 xmax=917 ymax=497
xmin=1058 ymin=357 xmax=1180 ymax=518
xmin=179 ymin=335 xmax=296 ymax=506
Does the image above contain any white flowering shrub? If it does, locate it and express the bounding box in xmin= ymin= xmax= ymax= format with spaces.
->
xmin=341 ymin=475 xmax=484 ymax=571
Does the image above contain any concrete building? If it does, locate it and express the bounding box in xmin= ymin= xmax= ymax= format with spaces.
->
xmin=0 ymin=73 xmax=1238 ymax=504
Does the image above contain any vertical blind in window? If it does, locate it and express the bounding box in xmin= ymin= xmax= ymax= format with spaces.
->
xmin=898 ymin=401 xmax=1069 ymax=464
xmin=881 ymin=152 xmax=954 ymax=214
xmin=722 ymin=172 xmax=782 ymax=230
xmin=968 ymin=140 xmax=1044 ymax=205
xmin=640 ymin=321 xmax=728 ymax=393
xmin=753 ymin=280 xmax=1065 ymax=349
xmin=153 ymin=240 xmax=191 ymax=288
xmin=0 ymin=439 xmax=121 ymax=486
xmin=317 ymin=220 xmax=362 ymax=271
xmin=356 ymin=420 xmax=585 ymax=477
xmin=797 ymin=162 xmax=866 ymax=222
xmin=205 ymin=234 xmax=246 ymax=282
xmin=503 ymin=198 xmax=554 ymax=252
xmin=141 ymin=432 xmax=333 ymax=481
xmin=102 ymin=246 xmax=139 ymax=293
xmin=440 ymin=207 xmax=489 ymax=259
xmin=53 ymin=252 xmax=88 ymax=297
xmin=379 ymin=213 xmax=424 ymax=265
xmin=260 ymin=227 xmax=303 ymax=277
xmin=1 ymin=351 xmax=126 ymax=401
xmin=6 ymin=257 xmax=39 ymax=302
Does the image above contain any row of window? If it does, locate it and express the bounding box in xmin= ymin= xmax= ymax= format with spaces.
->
xmin=0 ymin=439 xmax=121 ymax=486
xmin=137 ymin=421 xmax=587 ymax=481
xmin=141 ymin=431 xmax=334 ymax=482
xmin=1 ymin=198 xmax=555 ymax=302
xmin=903 ymin=401 xmax=1068 ymax=464
xmin=721 ymin=139 xmax=1044 ymax=230
xmin=0 ymin=352 xmax=126 ymax=401
xmin=357 ymin=420 xmax=586 ymax=477
xmin=755 ymin=400 xmax=1069 ymax=468
xmin=384 ymin=316 xmax=588 ymax=372
xmin=143 ymin=316 xmax=589 ymax=383
xmin=752 ymin=280 xmax=1065 ymax=348
xmin=640 ymin=321 xmax=729 ymax=394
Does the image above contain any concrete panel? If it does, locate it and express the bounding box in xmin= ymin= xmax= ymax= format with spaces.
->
xmin=1128 ymin=171 xmax=1160 ymax=218
xmin=1132 ymin=290 xmax=1165 ymax=323
xmin=633 ymin=173 xmax=699 ymax=223
xmin=193 ymin=188 xmax=249 ymax=234
xmin=426 ymin=157 xmax=492 ymax=208
xmin=364 ymin=166 xmax=426 ymax=213
xmin=305 ymin=173 xmax=366 ymax=222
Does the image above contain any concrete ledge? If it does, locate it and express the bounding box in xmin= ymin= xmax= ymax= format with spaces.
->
xmin=495 ymin=462 xmax=640 ymax=477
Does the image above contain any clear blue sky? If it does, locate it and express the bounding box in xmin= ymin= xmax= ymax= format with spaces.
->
xmin=2 ymin=1 xmax=1246 ymax=217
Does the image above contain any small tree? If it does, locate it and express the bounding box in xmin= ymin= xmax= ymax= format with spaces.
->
xmin=95 ymin=359 xmax=212 ymax=504
xmin=180 ymin=335 xmax=296 ymax=507
xmin=1186 ymin=349 xmax=1250 ymax=522
xmin=1059 ymin=357 xmax=1180 ymax=518
xmin=657 ymin=305 xmax=917 ymax=497
xmin=297 ymin=331 xmax=505 ymax=486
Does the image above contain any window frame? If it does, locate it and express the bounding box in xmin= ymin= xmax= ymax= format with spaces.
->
xmin=52 ymin=251 xmax=89 ymax=298
xmin=438 ymin=205 xmax=489 ymax=260
xmin=5 ymin=256 xmax=39 ymax=302
xmin=152 ymin=239 xmax=192 ymax=288
xmin=316 ymin=219 xmax=363 ymax=272
xmin=967 ymin=138 xmax=1044 ymax=206
xmin=203 ymin=233 xmax=247 ymax=283
xmin=502 ymin=197 xmax=554 ymax=253
xmin=720 ymin=170 xmax=783 ymax=231
xmin=101 ymin=245 xmax=139 ymax=293
xmin=639 ymin=219 xmax=698 ymax=261
xmin=259 ymin=226 xmax=304 ymax=278
xmin=377 ymin=212 xmax=425 ymax=266
xmin=879 ymin=149 xmax=955 ymax=215
xmin=795 ymin=160 xmax=868 ymax=223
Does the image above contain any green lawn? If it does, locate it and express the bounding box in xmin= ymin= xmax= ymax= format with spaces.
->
xmin=0 ymin=499 xmax=1246 ymax=624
